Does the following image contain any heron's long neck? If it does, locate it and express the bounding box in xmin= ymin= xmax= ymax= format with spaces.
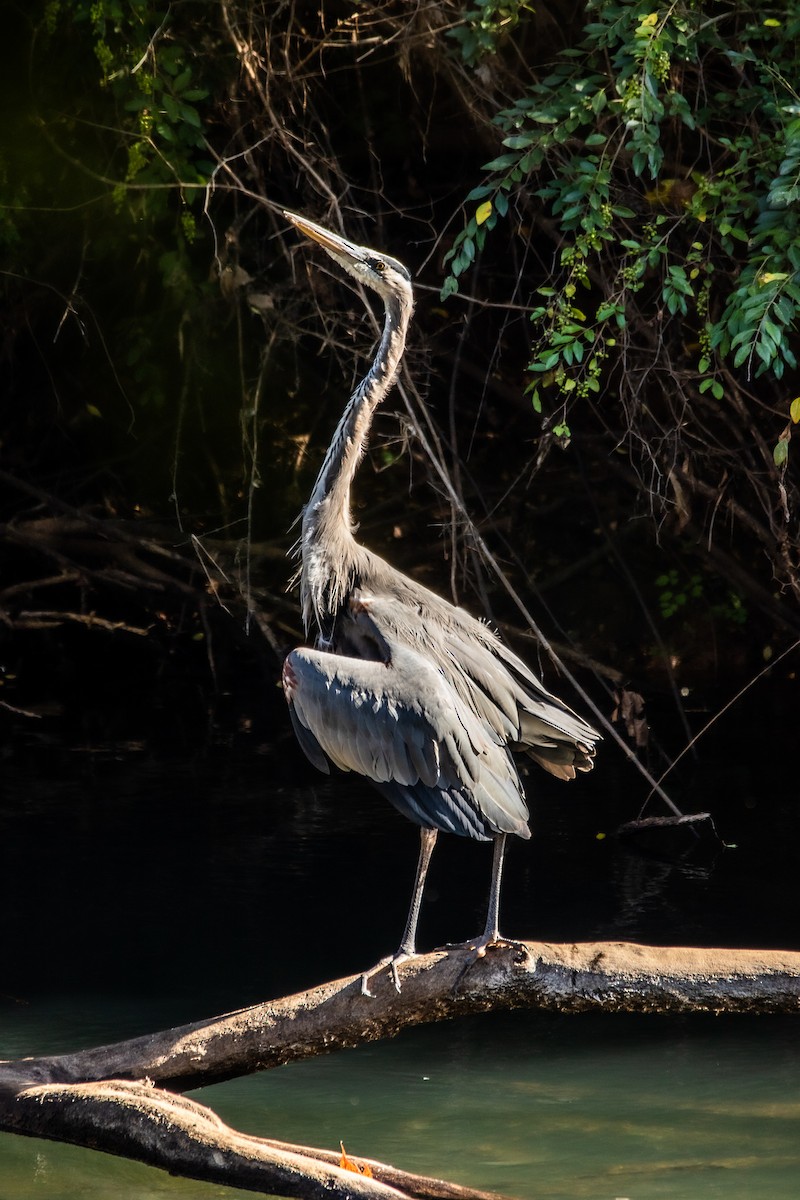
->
xmin=301 ymin=293 xmax=411 ymax=633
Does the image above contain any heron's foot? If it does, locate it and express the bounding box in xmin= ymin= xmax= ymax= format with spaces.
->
xmin=442 ymin=933 xmax=530 ymax=991
xmin=360 ymin=949 xmax=411 ymax=997
xmin=442 ymin=931 xmax=528 ymax=956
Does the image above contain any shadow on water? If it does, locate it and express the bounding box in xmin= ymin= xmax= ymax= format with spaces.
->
xmin=1 ymin=725 xmax=799 ymax=1198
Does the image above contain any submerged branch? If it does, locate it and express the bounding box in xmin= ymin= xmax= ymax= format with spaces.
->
xmin=7 ymin=1079 xmax=495 ymax=1200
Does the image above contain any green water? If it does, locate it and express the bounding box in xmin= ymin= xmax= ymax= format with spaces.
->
xmin=3 ymin=1006 xmax=800 ymax=1199
xmin=1 ymin=747 xmax=799 ymax=1198
xmin=202 ymin=1014 xmax=800 ymax=1199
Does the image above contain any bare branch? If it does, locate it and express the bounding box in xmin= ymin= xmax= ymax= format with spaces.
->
xmin=9 ymin=1079 xmax=488 ymax=1200
xmin=9 ymin=610 xmax=151 ymax=635
xmin=6 ymin=942 xmax=799 ymax=1097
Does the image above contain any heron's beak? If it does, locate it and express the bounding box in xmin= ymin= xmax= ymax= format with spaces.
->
xmin=283 ymin=211 xmax=364 ymax=266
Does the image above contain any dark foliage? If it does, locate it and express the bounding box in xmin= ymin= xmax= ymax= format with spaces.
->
xmin=2 ymin=1 xmax=799 ymax=754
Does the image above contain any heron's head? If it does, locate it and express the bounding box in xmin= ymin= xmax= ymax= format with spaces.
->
xmin=284 ymin=211 xmax=412 ymax=307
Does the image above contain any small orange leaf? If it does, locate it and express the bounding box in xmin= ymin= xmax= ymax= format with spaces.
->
xmin=339 ymin=1142 xmax=373 ymax=1177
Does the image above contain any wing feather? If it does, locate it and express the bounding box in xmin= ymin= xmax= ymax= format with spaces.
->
xmin=283 ymin=642 xmax=529 ymax=841
xmin=287 ymin=703 xmax=330 ymax=774
xmin=346 ymin=581 xmax=600 ymax=777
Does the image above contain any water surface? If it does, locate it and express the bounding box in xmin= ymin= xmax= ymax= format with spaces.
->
xmin=1 ymin=742 xmax=798 ymax=1198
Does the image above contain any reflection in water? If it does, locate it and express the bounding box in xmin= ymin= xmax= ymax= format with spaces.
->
xmin=1 ymin=746 xmax=799 ymax=1198
xmin=606 ymin=851 xmax=715 ymax=942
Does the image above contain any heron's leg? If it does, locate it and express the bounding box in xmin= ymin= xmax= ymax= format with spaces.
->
xmin=449 ymin=833 xmax=528 ymax=991
xmin=396 ymin=826 xmax=438 ymax=959
xmin=361 ymin=827 xmax=438 ymax=997
xmin=477 ymin=831 xmax=507 ymax=949
xmin=442 ymin=832 xmax=521 ymax=957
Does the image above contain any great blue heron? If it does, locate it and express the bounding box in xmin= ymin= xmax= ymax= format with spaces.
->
xmin=281 ymin=210 xmax=599 ymax=987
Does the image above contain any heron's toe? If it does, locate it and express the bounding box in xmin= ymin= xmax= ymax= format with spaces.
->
xmin=360 ymin=950 xmax=411 ymax=997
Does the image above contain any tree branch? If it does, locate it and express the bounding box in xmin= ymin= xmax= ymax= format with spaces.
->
xmin=7 ymin=942 xmax=800 ymax=1095
xmin=8 ymin=1079 xmax=494 ymax=1200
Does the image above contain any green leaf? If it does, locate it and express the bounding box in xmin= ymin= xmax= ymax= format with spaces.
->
xmin=482 ymin=153 xmax=521 ymax=171
xmin=754 ymin=340 xmax=774 ymax=367
xmin=180 ymin=104 xmax=202 ymax=128
xmin=440 ymin=277 xmax=459 ymax=301
xmin=162 ymin=93 xmax=180 ymax=122
xmin=774 ymin=439 xmax=789 ymax=467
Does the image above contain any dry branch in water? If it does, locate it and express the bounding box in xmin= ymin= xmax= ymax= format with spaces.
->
xmin=1 ymin=940 xmax=798 ymax=1197
xmin=9 ymin=1080 xmax=489 ymax=1200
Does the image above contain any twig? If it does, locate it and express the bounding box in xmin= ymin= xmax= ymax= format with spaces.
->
xmin=643 ymin=636 xmax=800 ymax=806
xmin=0 ymin=699 xmax=43 ymax=719
xmin=12 ymin=611 xmax=151 ymax=636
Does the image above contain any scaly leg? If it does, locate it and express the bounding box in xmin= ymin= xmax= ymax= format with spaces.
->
xmin=447 ymin=834 xmax=528 ymax=988
xmin=472 ymin=831 xmax=507 ymax=954
xmin=361 ymin=827 xmax=438 ymax=996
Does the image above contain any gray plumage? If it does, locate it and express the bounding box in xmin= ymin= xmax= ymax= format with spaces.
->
xmin=281 ymin=211 xmax=599 ymax=973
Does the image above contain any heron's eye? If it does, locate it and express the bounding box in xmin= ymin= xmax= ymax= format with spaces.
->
xmin=370 ymin=258 xmax=386 ymax=275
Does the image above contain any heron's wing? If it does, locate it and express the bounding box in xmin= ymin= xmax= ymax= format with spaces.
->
xmin=286 ymin=703 xmax=331 ymax=775
xmin=442 ymin=634 xmax=597 ymax=778
xmin=284 ymin=643 xmax=529 ymax=840
xmin=346 ymin=585 xmax=599 ymax=780
xmin=492 ymin=640 xmax=599 ymax=776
